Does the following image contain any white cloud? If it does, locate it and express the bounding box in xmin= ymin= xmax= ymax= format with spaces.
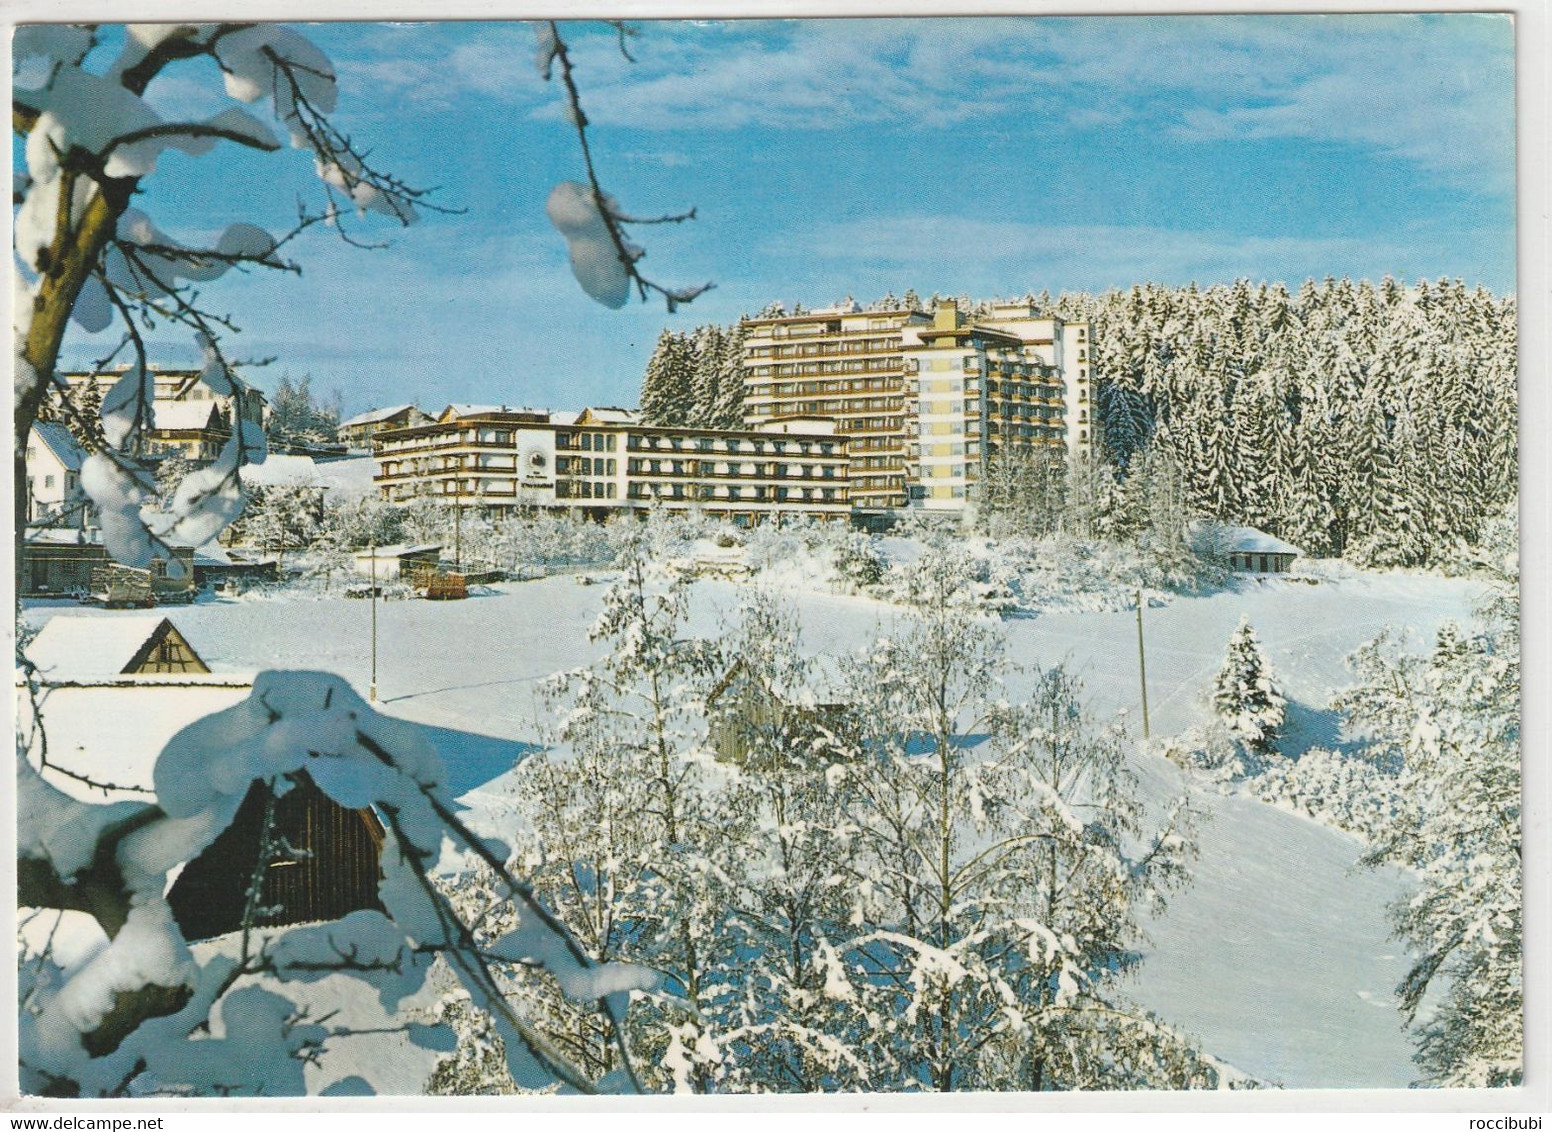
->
xmin=319 ymin=16 xmax=1511 ymax=188
xmin=546 ymin=16 xmax=1511 ymax=189
xmin=773 ymin=213 xmax=1513 ymax=293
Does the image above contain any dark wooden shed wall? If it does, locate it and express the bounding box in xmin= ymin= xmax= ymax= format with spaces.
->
xmin=169 ymin=774 xmax=385 ymax=942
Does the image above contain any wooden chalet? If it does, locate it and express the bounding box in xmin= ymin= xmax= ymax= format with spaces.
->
xmin=20 ymin=617 xmax=386 ymax=941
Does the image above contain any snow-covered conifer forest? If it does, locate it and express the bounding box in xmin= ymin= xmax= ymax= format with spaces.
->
xmin=644 ymin=280 xmax=1517 ymax=569
xmin=13 ymin=18 xmax=1522 ymax=1102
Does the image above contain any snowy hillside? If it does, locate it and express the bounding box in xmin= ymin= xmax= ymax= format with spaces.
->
xmin=20 ymin=560 xmax=1485 ymax=1090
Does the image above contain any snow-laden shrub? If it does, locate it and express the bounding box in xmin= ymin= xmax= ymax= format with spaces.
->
xmin=831 ymin=531 xmax=887 ymax=591
xmin=1252 ymin=747 xmax=1401 ymax=843
xmin=1157 ymin=720 xmax=1277 ymax=784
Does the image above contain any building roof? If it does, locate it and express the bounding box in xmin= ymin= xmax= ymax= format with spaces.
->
xmin=31 ymin=422 xmax=86 ymax=472
xmin=193 ymin=542 xmax=277 ymax=567
xmin=18 ymin=680 xmax=255 ymax=803
xmin=239 ymin=453 xmax=328 ymax=489
xmin=439 ymin=403 xmax=511 ymax=421
xmin=339 ymin=404 xmax=419 ymax=429
xmin=25 ymin=615 xmax=206 ymax=682
xmin=575 ymin=406 xmax=639 ymax=425
xmin=312 ymin=455 xmax=378 ymax=497
xmin=25 ymin=527 xmax=102 ymax=545
xmin=1224 ymin=526 xmax=1302 ymax=557
xmin=353 ymin=543 xmax=442 ymax=561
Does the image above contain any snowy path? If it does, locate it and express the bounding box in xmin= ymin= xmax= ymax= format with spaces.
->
xmin=22 ymin=568 xmax=1483 ymax=1088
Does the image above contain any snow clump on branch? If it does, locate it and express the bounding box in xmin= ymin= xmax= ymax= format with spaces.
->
xmin=547 ymin=181 xmax=638 ymax=310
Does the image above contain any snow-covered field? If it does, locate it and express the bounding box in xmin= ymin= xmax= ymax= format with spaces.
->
xmin=19 ymin=562 xmax=1487 ymax=1090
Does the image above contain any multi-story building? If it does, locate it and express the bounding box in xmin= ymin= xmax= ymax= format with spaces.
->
xmin=24 ymin=422 xmax=91 ymax=527
xmin=58 ymin=366 xmax=268 ymax=461
xmin=742 ymin=305 xmax=931 ymax=512
xmin=373 ymin=406 xmax=850 ymax=525
xmin=741 ymin=299 xmax=1092 ymax=518
xmin=907 ymin=300 xmax=1092 ymax=512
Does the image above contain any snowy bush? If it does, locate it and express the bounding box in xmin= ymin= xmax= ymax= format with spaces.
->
xmin=1251 ymin=747 xmax=1401 ymax=844
xmin=830 ymin=530 xmax=887 ymax=591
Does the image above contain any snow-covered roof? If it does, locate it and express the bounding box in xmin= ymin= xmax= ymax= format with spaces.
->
xmin=239 ymin=453 xmax=328 ymax=489
xmin=32 ymin=422 xmax=86 ymax=471
xmin=26 ymin=615 xmax=194 ymax=681
xmin=339 ymin=404 xmax=418 ymax=429
xmin=151 ymin=400 xmax=222 ymax=431
xmin=192 ymin=543 xmax=277 ymax=567
xmin=312 ymin=456 xmax=378 ymax=497
xmin=19 ymin=680 xmax=254 ymax=803
xmin=549 ymin=410 xmax=580 ymax=426
xmin=440 ymin=403 xmax=507 ymax=421
xmin=577 ymin=406 xmax=639 ymax=425
xmin=1224 ymin=527 xmax=1302 ymax=556
xmin=25 ymin=527 xmax=101 ymax=545
xmin=353 ymin=543 xmax=442 ymax=560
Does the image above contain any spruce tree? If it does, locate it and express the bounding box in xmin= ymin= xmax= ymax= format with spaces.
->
xmin=1212 ymin=618 xmax=1286 ymax=762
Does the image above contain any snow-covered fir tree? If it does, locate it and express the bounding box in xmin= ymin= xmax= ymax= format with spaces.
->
xmin=639 ymin=320 xmax=747 ymax=428
xmin=1049 ymin=276 xmax=1515 ymax=568
xmin=1212 ymin=618 xmax=1286 ymax=763
xmin=639 ymin=328 xmax=694 ymax=425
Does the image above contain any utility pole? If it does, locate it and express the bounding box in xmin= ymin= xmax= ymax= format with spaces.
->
xmin=454 ymin=494 xmax=463 ymax=570
xmin=369 ymin=540 xmax=378 ymax=703
xmin=1135 ymin=588 xmax=1150 ymax=739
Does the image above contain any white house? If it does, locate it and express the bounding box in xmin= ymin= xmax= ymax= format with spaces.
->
xmin=24 ymin=422 xmax=89 ymax=527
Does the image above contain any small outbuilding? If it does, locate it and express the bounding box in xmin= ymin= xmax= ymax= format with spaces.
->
xmin=26 ymin=614 xmax=210 ymax=678
xmin=705 ymin=656 xmax=849 ymax=766
xmin=1223 ymin=527 xmax=1302 ymax=573
xmin=352 ymin=543 xmax=443 ymax=581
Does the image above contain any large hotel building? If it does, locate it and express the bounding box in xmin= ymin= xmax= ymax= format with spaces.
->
xmin=742 ymin=300 xmax=1092 ymax=515
xmin=371 ymin=299 xmax=1090 ymax=524
xmin=374 ymin=407 xmax=851 ymax=525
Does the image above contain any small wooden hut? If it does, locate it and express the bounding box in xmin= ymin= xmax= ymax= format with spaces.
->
xmin=1223 ymin=527 xmax=1302 ymax=573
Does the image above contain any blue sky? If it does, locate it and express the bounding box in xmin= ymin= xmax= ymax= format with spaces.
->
xmin=50 ymin=15 xmax=1516 ymax=416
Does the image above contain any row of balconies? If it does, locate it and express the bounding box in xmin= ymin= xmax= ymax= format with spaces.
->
xmin=626 ymin=482 xmax=844 ymax=504
xmin=747 ymin=377 xmax=904 ymax=397
xmin=747 ymin=357 xmax=903 ymax=378
xmin=745 ymin=337 xmax=902 ymax=359
xmin=624 ymin=436 xmax=840 ymax=459
xmin=627 ymin=462 xmax=842 ymax=481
